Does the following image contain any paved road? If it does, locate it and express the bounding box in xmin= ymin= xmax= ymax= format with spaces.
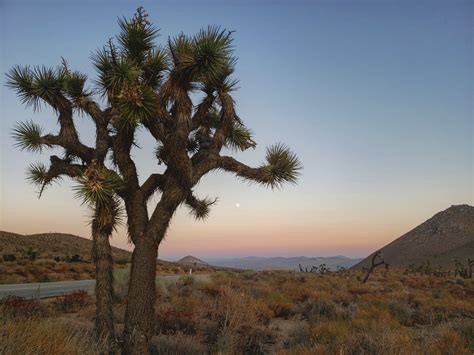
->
xmin=0 ymin=280 xmax=95 ymax=299
xmin=0 ymin=274 xmax=210 ymax=299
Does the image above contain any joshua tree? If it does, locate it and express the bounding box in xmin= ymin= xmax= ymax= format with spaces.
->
xmin=8 ymin=8 xmax=301 ymax=353
xmin=362 ymin=250 xmax=388 ymax=283
xmin=7 ymin=62 xmax=121 ymax=346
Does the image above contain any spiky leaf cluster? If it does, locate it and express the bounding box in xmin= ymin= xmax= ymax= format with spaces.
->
xmin=116 ymin=84 xmax=156 ymax=127
xmin=186 ymin=195 xmax=218 ymax=220
xmin=6 ymin=63 xmax=92 ymax=113
xmin=168 ymin=26 xmax=236 ymax=91
xmin=88 ymin=196 xmax=124 ymax=233
xmin=73 ymin=165 xmax=123 ymax=207
xmin=26 ymin=162 xmax=49 ymax=186
xmin=143 ymin=48 xmax=168 ymax=88
xmin=62 ymin=71 xmax=89 ymax=102
xmin=263 ymin=143 xmax=302 ymax=188
xmin=6 ymin=66 xmax=67 ymax=111
xmin=225 ymin=123 xmax=256 ymax=151
xmin=118 ymin=6 xmax=158 ymax=63
xmin=26 ymin=162 xmax=59 ymax=197
xmin=12 ymin=121 xmax=45 ymax=153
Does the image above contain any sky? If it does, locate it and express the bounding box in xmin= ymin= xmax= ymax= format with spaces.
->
xmin=0 ymin=0 xmax=472 ymax=260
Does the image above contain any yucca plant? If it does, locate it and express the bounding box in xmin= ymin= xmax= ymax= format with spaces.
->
xmin=7 ymin=7 xmax=301 ymax=354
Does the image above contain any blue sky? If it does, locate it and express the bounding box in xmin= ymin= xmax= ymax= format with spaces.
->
xmin=1 ymin=0 xmax=472 ymax=259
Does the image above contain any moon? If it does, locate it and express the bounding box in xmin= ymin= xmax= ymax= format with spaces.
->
xmin=235 ymin=202 xmax=240 ymax=208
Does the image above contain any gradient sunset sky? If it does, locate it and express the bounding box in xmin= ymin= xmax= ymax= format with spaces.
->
xmin=1 ymin=0 xmax=472 ymax=260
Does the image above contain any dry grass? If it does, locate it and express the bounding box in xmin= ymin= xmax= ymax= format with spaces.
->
xmin=0 ymin=318 xmax=103 ymax=355
xmin=1 ymin=269 xmax=473 ymax=354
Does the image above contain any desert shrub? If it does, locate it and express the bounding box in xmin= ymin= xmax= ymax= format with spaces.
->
xmin=0 ymin=317 xmax=102 ymax=354
xmin=174 ymin=281 xmax=194 ymax=298
xmin=53 ymin=256 xmax=61 ymax=262
xmin=201 ymin=284 xmax=274 ymax=352
xmin=155 ymin=308 xmax=197 ymax=335
xmin=388 ymin=301 xmax=414 ymax=326
xmin=245 ymin=285 xmax=269 ymax=300
xmin=198 ymin=282 xmax=221 ymax=297
xmin=347 ymin=328 xmax=414 ymax=354
xmin=241 ymin=270 xmax=260 ymax=281
xmin=452 ymin=319 xmax=474 ymax=352
xmin=308 ymin=320 xmax=352 ymax=352
xmin=286 ymin=323 xmax=312 ymax=348
xmin=200 ymin=318 xmax=221 ymax=345
xmin=301 ymin=298 xmax=339 ymax=321
xmin=54 ymin=290 xmax=90 ymax=311
xmin=210 ymin=271 xmax=239 ymax=287
xmin=265 ymin=293 xmax=294 ymax=318
xmin=427 ymin=325 xmax=470 ymax=355
xmin=70 ymin=254 xmax=83 ymax=263
xmin=26 ymin=247 xmax=38 ymax=261
xmin=0 ymin=296 xmax=46 ymax=319
xmin=179 ymin=274 xmax=195 ymax=286
xmin=235 ymin=324 xmax=277 ymax=354
xmin=3 ymin=254 xmax=16 ymax=262
xmin=149 ymin=333 xmax=206 ymax=354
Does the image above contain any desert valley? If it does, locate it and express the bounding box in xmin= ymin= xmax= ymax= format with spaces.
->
xmin=1 ymin=205 xmax=473 ymax=353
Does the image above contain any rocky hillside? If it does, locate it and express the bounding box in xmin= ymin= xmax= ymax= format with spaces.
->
xmin=352 ymin=204 xmax=474 ymax=269
xmin=0 ymin=231 xmax=131 ymax=262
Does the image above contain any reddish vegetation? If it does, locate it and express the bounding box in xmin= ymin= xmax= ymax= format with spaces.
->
xmin=1 ymin=269 xmax=473 ymax=354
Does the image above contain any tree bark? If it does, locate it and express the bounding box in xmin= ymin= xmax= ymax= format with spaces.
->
xmin=91 ymin=208 xmax=115 ymax=348
xmin=122 ymin=183 xmax=185 ymax=354
xmin=122 ymin=235 xmax=159 ymax=354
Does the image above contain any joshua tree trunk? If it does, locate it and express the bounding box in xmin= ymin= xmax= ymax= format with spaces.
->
xmin=122 ymin=234 xmax=159 ymax=354
xmin=91 ymin=205 xmax=115 ymax=347
xmin=123 ymin=185 xmax=185 ymax=354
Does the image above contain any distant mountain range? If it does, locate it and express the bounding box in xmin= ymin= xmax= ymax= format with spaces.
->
xmin=352 ymin=204 xmax=474 ymax=269
xmin=207 ymin=255 xmax=362 ymax=271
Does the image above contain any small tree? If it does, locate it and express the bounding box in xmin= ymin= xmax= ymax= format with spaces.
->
xmin=8 ymin=8 xmax=301 ymax=352
xmin=7 ymin=60 xmax=121 ymax=346
xmin=362 ymin=250 xmax=388 ymax=283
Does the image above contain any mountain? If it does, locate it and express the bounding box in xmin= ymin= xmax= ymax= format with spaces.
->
xmin=0 ymin=231 xmax=132 ymax=262
xmin=178 ymin=255 xmax=209 ymax=266
xmin=352 ymin=204 xmax=474 ymax=269
xmin=208 ymin=255 xmax=362 ymax=271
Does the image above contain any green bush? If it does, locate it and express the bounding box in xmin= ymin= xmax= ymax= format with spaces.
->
xmin=2 ymin=254 xmax=16 ymax=262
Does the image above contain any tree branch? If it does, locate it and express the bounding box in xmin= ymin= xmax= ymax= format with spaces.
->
xmin=48 ymin=155 xmax=85 ymax=178
xmin=191 ymin=93 xmax=214 ymax=130
xmin=112 ymin=127 xmax=140 ymax=193
xmin=140 ymin=173 xmax=166 ymax=200
xmin=210 ymin=92 xmax=235 ymax=153
xmin=216 ymin=156 xmax=270 ymax=184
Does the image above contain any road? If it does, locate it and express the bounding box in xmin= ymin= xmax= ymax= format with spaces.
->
xmin=0 ymin=274 xmax=210 ymax=299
